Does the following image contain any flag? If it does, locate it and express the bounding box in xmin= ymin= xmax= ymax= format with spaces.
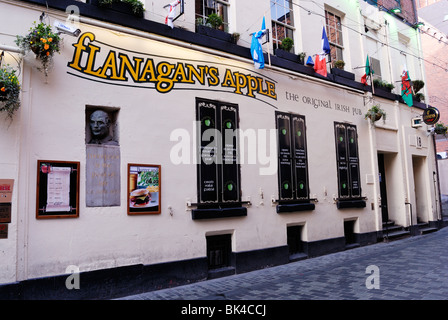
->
xmin=314 ymin=54 xmax=327 ymax=77
xmin=165 ymin=0 xmax=181 ymax=29
xmin=361 ymin=55 xmax=373 ymax=85
xmin=251 ymin=17 xmax=267 ymax=69
xmin=306 ymin=56 xmax=314 ymax=67
xmin=313 ymin=26 xmax=330 ymax=76
xmin=321 ymin=26 xmax=331 ymax=55
xmin=401 ymin=69 xmax=413 ymax=107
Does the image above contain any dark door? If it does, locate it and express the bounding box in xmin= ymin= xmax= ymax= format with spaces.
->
xmin=377 ymin=154 xmax=389 ymax=222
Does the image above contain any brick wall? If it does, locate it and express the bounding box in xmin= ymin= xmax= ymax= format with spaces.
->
xmin=378 ymin=0 xmax=417 ymax=24
xmin=420 ymin=21 xmax=448 ymax=153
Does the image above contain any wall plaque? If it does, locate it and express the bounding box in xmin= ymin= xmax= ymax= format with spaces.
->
xmin=86 ymin=145 xmax=121 ymax=207
xmin=0 ymin=179 xmax=14 ymax=203
xmin=0 ymin=203 xmax=11 ymax=223
xmin=0 ymin=224 xmax=7 ymax=239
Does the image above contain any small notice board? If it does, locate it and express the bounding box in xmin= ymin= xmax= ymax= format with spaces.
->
xmin=36 ymin=160 xmax=80 ymax=219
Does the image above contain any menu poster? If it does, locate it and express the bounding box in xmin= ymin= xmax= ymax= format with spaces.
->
xmin=46 ymin=167 xmax=71 ymax=212
xmin=0 ymin=179 xmax=14 ymax=203
xmin=127 ymin=164 xmax=161 ymax=215
xmin=36 ymin=160 xmax=80 ymax=219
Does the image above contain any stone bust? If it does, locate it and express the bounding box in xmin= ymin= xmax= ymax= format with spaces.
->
xmin=88 ymin=110 xmax=118 ymax=145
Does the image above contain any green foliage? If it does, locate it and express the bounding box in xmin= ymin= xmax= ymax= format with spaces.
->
xmin=0 ymin=65 xmax=21 ymax=119
xmin=98 ymin=0 xmax=145 ymax=16
xmin=364 ymin=104 xmax=386 ymax=124
xmin=373 ymin=79 xmax=395 ymax=90
xmin=333 ymin=60 xmax=345 ymax=69
xmin=412 ymin=80 xmax=425 ymax=93
xmin=207 ymin=13 xmax=223 ymax=29
xmin=279 ymin=37 xmax=294 ymax=52
xmin=15 ymin=21 xmax=61 ymax=77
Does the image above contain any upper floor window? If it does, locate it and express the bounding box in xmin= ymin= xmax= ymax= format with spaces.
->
xmin=271 ymin=0 xmax=295 ymax=52
xmin=325 ymin=10 xmax=343 ymax=63
xmin=195 ymin=0 xmax=229 ymax=32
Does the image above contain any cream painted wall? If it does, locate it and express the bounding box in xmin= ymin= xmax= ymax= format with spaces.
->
xmin=0 ymin=0 xmax=438 ymax=284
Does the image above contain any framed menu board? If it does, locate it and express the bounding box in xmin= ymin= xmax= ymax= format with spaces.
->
xmin=127 ymin=164 xmax=161 ymax=215
xmin=36 ymin=160 xmax=80 ymax=219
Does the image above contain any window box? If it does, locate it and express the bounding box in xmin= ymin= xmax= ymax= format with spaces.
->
xmin=331 ymin=68 xmax=355 ymax=81
xmin=336 ymin=199 xmax=366 ymax=209
xmin=274 ymin=49 xmax=301 ymax=64
xmin=276 ymin=202 xmax=315 ymax=213
xmin=192 ymin=206 xmax=247 ymax=220
xmin=90 ymin=0 xmax=144 ymax=18
xmin=195 ymin=24 xmax=233 ymax=42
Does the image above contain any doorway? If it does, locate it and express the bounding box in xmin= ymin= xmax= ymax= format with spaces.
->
xmin=412 ymin=155 xmax=429 ymax=223
xmin=378 ymin=154 xmax=389 ymax=222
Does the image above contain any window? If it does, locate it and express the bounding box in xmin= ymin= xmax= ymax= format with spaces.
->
xmin=366 ymin=37 xmax=382 ymax=80
xmin=287 ymin=225 xmax=304 ymax=255
xmin=206 ymin=234 xmax=232 ymax=269
xmin=276 ymin=112 xmax=313 ymax=209
xmin=271 ymin=0 xmax=295 ymax=52
xmin=195 ymin=0 xmax=229 ymax=32
xmin=196 ymin=98 xmax=241 ymax=206
xmin=325 ymin=10 xmax=343 ymax=63
xmin=334 ymin=123 xmax=362 ymax=201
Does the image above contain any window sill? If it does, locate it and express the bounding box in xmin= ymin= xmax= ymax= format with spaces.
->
xmin=276 ymin=202 xmax=315 ymax=213
xmin=336 ymin=199 xmax=366 ymax=209
xmin=192 ymin=206 xmax=247 ymax=220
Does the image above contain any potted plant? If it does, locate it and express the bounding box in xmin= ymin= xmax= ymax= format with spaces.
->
xmin=434 ymin=122 xmax=447 ymax=135
xmin=195 ymin=13 xmax=232 ymax=42
xmin=15 ymin=21 xmax=61 ymax=78
xmin=331 ymin=60 xmax=355 ymax=80
xmin=333 ymin=60 xmax=345 ymax=70
xmin=298 ymin=52 xmax=306 ymax=65
xmin=364 ymin=104 xmax=386 ymax=124
xmin=275 ymin=37 xmax=300 ymax=62
xmin=279 ymin=37 xmax=293 ymax=52
xmin=412 ymin=80 xmax=424 ymax=94
xmin=231 ymin=32 xmax=240 ymax=44
xmin=0 ymin=65 xmax=21 ymax=119
xmin=93 ymin=0 xmax=144 ymax=17
xmin=412 ymin=80 xmax=425 ymax=102
xmin=373 ymin=79 xmax=395 ymax=92
xmin=207 ymin=13 xmax=223 ymax=30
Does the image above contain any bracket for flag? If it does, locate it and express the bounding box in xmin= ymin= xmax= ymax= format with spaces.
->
xmin=164 ymin=0 xmax=184 ymax=23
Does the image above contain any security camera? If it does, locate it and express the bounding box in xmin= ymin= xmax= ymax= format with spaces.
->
xmin=53 ymin=20 xmax=81 ymax=37
xmin=427 ymin=127 xmax=435 ymax=136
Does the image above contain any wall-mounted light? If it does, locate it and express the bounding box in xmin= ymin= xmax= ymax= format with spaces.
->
xmin=413 ymin=21 xmax=425 ymax=28
xmin=390 ymin=7 xmax=402 ymax=14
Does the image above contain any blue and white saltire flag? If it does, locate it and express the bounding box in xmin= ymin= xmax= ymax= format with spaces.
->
xmin=251 ymin=17 xmax=267 ymax=69
xmin=321 ymin=26 xmax=331 ymax=55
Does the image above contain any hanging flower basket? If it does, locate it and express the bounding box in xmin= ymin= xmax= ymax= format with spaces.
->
xmin=0 ymin=65 xmax=21 ymax=119
xmin=364 ymin=104 xmax=386 ymax=124
xmin=15 ymin=21 xmax=62 ymax=78
xmin=435 ymin=123 xmax=447 ymax=135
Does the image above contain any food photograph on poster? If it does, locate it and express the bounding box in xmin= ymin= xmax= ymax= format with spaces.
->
xmin=127 ymin=164 xmax=161 ymax=215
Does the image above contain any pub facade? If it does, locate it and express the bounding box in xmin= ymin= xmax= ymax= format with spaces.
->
xmin=0 ymin=0 xmax=444 ymax=299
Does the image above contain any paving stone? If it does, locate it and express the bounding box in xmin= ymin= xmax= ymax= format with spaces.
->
xmin=118 ymin=227 xmax=448 ymax=301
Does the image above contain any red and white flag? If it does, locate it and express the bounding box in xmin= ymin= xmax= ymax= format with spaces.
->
xmin=314 ymin=54 xmax=327 ymax=77
xmin=165 ymin=0 xmax=181 ymax=29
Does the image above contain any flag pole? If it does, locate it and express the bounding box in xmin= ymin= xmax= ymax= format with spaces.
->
xmin=264 ymin=15 xmax=271 ymax=67
xmin=369 ymin=56 xmax=375 ymax=95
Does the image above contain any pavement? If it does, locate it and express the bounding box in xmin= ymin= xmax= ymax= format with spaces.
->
xmin=117 ymin=226 xmax=448 ymax=301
